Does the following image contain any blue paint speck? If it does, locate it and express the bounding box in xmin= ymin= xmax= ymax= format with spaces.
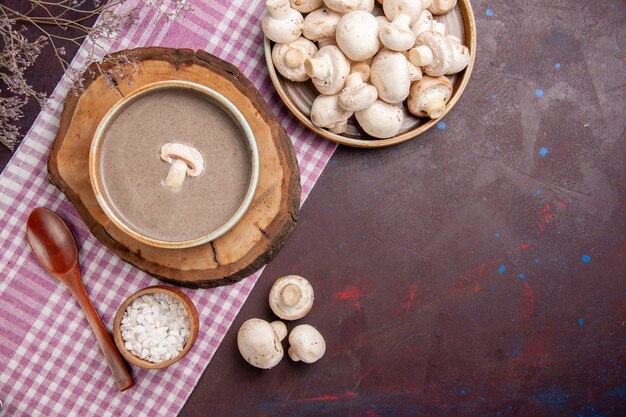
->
xmin=535 ymin=88 xmax=545 ymax=97
xmin=496 ymin=412 xmax=501 ymax=416
xmin=578 ymin=318 xmax=584 ymax=326
xmin=498 ymin=264 xmax=506 ymax=274
xmin=519 ymin=273 xmax=526 ymax=280
xmin=437 ymin=121 xmax=447 ymax=129
xmin=491 ymin=94 xmax=497 ymax=100
xmin=461 ymin=389 xmax=466 ymax=395
xmin=495 ymin=232 xmax=500 ymax=238
xmin=536 ymin=189 xmax=542 ymax=196
xmin=582 ymin=254 xmax=591 ymax=263
xmin=555 ymin=63 xmax=561 ymax=69
xmin=534 ymin=258 xmax=540 ymax=264
xmin=486 ymin=8 xmax=494 ymax=17
xmin=538 ymin=147 xmax=549 ymax=157
xmin=419 ymin=144 xmax=424 ymax=150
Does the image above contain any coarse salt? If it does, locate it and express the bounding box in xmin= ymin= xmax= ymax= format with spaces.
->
xmin=120 ymin=292 xmax=191 ymax=363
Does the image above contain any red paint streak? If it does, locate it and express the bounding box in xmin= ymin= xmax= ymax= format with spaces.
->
xmin=401 ymin=284 xmax=419 ymax=311
xmin=538 ymin=202 xmax=554 ymax=231
xmin=305 ymin=391 xmax=358 ymax=402
xmin=333 ymin=285 xmax=364 ymax=309
xmin=520 ymin=242 xmax=530 ymax=250
xmin=452 ymin=260 xmax=498 ymax=294
xmin=555 ymin=198 xmax=568 ymax=208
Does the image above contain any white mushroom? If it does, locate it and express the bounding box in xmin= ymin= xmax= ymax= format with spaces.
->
xmin=383 ymin=0 xmax=424 ymax=24
xmin=338 ymin=73 xmax=378 ymax=111
xmin=335 ymin=10 xmax=380 ymax=61
xmin=412 ymin=10 xmax=446 ymax=37
xmin=304 ymin=45 xmax=351 ymax=95
xmin=262 ymin=0 xmax=304 ymax=44
xmin=428 ymin=0 xmax=457 ymax=15
xmin=350 ymin=59 xmax=372 ymax=82
xmin=310 ymin=93 xmax=354 ymax=134
xmin=159 ymin=143 xmax=204 ymax=190
xmin=290 ymin=0 xmax=323 ymax=13
xmin=302 ymin=7 xmax=342 ymax=43
xmin=269 ymin=275 xmax=315 ymax=320
xmin=237 ymin=318 xmax=286 ymax=369
xmin=272 ymin=37 xmax=318 ymax=81
xmin=407 ymin=75 xmax=452 ymax=119
xmin=355 ymin=100 xmax=404 ymax=138
xmin=408 ymin=31 xmax=469 ymax=76
xmin=370 ymin=49 xmax=413 ymax=104
xmin=323 ymin=0 xmax=361 ymax=13
xmin=288 ymin=324 xmax=326 ymax=363
xmin=379 ymin=14 xmax=416 ymax=52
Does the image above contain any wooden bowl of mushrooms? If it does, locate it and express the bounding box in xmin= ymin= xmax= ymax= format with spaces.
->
xmin=262 ymin=0 xmax=477 ymax=148
xmin=113 ymin=286 xmax=199 ymax=370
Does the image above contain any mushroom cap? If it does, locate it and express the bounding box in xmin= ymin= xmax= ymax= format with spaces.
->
xmin=262 ymin=0 xmax=304 ymax=44
xmin=269 ymin=275 xmax=315 ymax=320
xmin=444 ymin=35 xmax=470 ymax=75
xmin=303 ymin=7 xmax=342 ymax=41
xmin=290 ymin=0 xmax=324 ymax=13
xmin=324 ymin=0 xmax=362 ymax=13
xmin=310 ymin=94 xmax=354 ymax=131
xmin=356 ymin=0 xmax=375 ymax=12
xmin=305 ymin=45 xmax=351 ymax=95
xmin=428 ymin=0 xmax=457 ymax=15
xmin=355 ymin=99 xmax=404 ymax=138
xmin=379 ymin=14 xmax=417 ymax=52
xmin=159 ymin=143 xmax=204 ymax=176
xmin=237 ymin=318 xmax=284 ymax=369
xmin=407 ymin=75 xmax=452 ymax=118
xmin=272 ymin=37 xmax=318 ymax=82
xmin=370 ymin=49 xmax=412 ymax=104
xmin=338 ymin=73 xmax=378 ymax=112
xmin=383 ymin=0 xmax=424 ymax=24
xmin=336 ymin=11 xmax=381 ymax=61
xmin=410 ymin=31 xmax=453 ymax=76
xmin=288 ymin=324 xmax=326 ymax=363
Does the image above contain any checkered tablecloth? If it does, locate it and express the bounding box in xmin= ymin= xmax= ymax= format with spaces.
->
xmin=0 ymin=1 xmax=336 ymax=416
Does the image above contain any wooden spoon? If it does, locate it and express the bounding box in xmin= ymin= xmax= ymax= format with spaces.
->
xmin=25 ymin=207 xmax=134 ymax=391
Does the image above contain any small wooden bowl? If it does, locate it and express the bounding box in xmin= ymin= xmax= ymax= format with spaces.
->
xmin=263 ymin=0 xmax=477 ymax=148
xmin=113 ymin=285 xmax=199 ymax=370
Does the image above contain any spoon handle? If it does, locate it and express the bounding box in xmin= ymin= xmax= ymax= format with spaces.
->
xmin=64 ymin=269 xmax=134 ymax=391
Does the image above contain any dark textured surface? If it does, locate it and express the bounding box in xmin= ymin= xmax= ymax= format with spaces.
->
xmin=4 ymin=1 xmax=625 ymax=416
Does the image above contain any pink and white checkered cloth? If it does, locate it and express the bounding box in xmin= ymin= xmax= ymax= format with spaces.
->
xmin=0 ymin=1 xmax=336 ymax=416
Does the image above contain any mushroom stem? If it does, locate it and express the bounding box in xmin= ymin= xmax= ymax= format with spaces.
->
xmin=164 ymin=159 xmax=188 ymax=190
xmin=424 ymin=97 xmax=447 ymax=118
xmin=280 ymin=283 xmax=303 ymax=307
xmin=393 ymin=13 xmax=412 ymax=27
xmin=408 ymin=45 xmax=434 ymax=67
xmin=304 ymin=57 xmax=331 ymax=79
xmin=267 ymin=0 xmax=291 ymax=18
xmin=344 ymin=72 xmax=363 ymax=89
xmin=270 ymin=321 xmax=288 ymax=341
xmin=285 ymin=47 xmax=305 ymax=68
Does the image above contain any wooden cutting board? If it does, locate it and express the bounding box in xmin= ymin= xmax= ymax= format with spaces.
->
xmin=48 ymin=47 xmax=301 ymax=288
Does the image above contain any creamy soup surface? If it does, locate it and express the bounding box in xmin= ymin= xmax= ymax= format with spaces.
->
xmin=99 ymin=88 xmax=251 ymax=242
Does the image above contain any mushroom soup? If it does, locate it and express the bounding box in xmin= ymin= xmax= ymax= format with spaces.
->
xmin=99 ymin=88 xmax=251 ymax=242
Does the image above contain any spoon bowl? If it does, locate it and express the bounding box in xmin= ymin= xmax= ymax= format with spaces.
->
xmin=26 ymin=208 xmax=134 ymax=391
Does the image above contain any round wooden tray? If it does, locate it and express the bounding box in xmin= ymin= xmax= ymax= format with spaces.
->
xmin=264 ymin=0 xmax=477 ymax=148
xmin=49 ymin=47 xmax=301 ymax=288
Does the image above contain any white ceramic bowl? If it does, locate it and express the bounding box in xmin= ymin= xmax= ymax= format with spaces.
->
xmin=89 ymin=80 xmax=259 ymax=249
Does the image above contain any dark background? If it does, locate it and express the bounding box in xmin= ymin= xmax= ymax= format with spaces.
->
xmin=3 ymin=1 xmax=624 ymax=416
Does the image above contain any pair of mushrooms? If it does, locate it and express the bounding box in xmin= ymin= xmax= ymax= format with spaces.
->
xmin=237 ymin=275 xmax=326 ymax=369
xmin=263 ymin=0 xmax=469 ymax=139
